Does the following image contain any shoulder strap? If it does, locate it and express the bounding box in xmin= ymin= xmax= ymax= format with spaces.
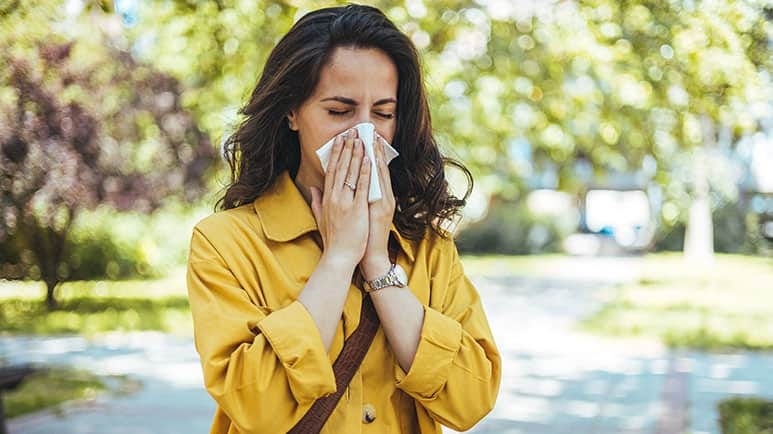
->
xmin=287 ymin=294 xmax=380 ymax=434
xmin=288 ymin=243 xmax=397 ymax=434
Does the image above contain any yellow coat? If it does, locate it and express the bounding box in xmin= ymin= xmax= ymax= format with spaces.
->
xmin=186 ymin=170 xmax=501 ymax=433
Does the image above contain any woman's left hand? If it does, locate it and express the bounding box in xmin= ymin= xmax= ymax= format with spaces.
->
xmin=359 ymin=134 xmax=396 ymax=280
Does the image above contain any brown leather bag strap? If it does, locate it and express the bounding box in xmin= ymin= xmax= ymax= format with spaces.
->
xmin=287 ymin=294 xmax=380 ymax=434
xmin=288 ymin=239 xmax=399 ymax=434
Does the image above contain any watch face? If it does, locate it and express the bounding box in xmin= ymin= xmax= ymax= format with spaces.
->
xmin=394 ymin=264 xmax=408 ymax=286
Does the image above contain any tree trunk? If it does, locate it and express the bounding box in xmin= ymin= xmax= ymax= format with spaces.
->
xmin=45 ymin=280 xmax=58 ymax=310
xmin=28 ymin=207 xmax=75 ymax=310
xmin=684 ymin=191 xmax=714 ymax=262
xmin=684 ymin=117 xmax=715 ymax=263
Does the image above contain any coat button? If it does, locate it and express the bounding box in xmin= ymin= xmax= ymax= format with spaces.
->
xmin=362 ymin=403 xmax=376 ymax=423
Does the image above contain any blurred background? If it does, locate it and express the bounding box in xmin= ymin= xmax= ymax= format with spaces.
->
xmin=1 ymin=0 xmax=772 ymax=433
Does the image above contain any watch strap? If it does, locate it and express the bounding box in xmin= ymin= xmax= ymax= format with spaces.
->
xmin=364 ymin=264 xmax=397 ymax=292
xmin=361 ymin=240 xmax=400 ymax=293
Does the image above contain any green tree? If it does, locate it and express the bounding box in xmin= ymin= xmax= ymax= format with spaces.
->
xmin=125 ymin=0 xmax=772 ymax=254
xmin=0 ymin=2 xmax=218 ymax=308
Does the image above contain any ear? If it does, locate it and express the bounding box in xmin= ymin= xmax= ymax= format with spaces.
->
xmin=287 ymin=111 xmax=298 ymax=131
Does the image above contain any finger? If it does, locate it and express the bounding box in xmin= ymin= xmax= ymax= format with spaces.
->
xmin=333 ymin=130 xmax=355 ymax=191
xmin=310 ymin=186 xmax=322 ymax=222
xmin=374 ymin=137 xmax=386 ymax=184
xmin=355 ymin=154 xmax=371 ymax=205
xmin=345 ymin=138 xmax=364 ymax=196
xmin=324 ymin=135 xmax=344 ymax=194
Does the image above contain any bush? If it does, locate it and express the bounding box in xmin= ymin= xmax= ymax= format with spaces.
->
xmin=0 ymin=199 xmax=209 ymax=281
xmin=456 ymin=197 xmax=574 ymax=255
xmin=718 ymin=397 xmax=773 ymax=434
xmin=654 ymin=199 xmax=771 ymax=255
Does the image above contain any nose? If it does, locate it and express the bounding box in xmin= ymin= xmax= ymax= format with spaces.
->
xmin=353 ymin=110 xmax=374 ymax=126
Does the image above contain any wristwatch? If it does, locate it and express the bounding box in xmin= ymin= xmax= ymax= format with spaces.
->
xmin=362 ymin=263 xmax=408 ymax=293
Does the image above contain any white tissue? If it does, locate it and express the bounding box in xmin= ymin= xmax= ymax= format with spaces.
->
xmin=315 ymin=122 xmax=400 ymax=203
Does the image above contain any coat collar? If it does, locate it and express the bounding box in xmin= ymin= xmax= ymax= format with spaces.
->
xmin=253 ymin=170 xmax=415 ymax=262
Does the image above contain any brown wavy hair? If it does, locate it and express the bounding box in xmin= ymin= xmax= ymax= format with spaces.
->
xmin=216 ymin=3 xmax=472 ymax=241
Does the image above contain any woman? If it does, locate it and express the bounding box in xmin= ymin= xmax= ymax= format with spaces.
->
xmin=187 ymin=4 xmax=501 ymax=434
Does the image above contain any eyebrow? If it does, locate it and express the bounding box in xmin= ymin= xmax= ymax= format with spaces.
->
xmin=320 ymin=96 xmax=397 ymax=106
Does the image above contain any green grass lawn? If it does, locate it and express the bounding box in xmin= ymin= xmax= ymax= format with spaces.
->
xmin=580 ymin=253 xmax=773 ymax=350
xmin=719 ymin=397 xmax=773 ymax=434
xmin=0 ymin=267 xmax=192 ymax=336
xmin=3 ymin=366 xmax=140 ymax=419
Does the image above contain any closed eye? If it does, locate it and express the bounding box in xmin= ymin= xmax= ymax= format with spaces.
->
xmin=327 ymin=110 xmax=394 ymax=119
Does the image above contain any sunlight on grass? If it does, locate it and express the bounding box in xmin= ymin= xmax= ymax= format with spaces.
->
xmin=581 ymin=254 xmax=773 ymax=350
xmin=0 ymin=297 xmax=192 ymax=336
xmin=0 ymin=266 xmax=192 ymax=336
xmin=0 ymin=266 xmax=188 ymax=301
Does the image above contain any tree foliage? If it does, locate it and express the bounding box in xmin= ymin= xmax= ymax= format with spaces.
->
xmin=0 ymin=1 xmax=218 ymax=307
xmin=130 ymin=0 xmax=771 ymax=186
xmin=2 ymin=0 xmax=770 ymax=294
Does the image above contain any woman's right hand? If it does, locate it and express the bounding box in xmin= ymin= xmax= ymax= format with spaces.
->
xmin=309 ymin=128 xmax=371 ymax=270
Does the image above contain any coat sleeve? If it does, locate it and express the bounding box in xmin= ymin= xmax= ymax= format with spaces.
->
xmin=186 ymin=226 xmax=336 ymax=433
xmin=393 ymin=237 xmax=501 ymax=431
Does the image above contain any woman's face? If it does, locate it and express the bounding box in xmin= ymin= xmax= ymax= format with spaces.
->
xmin=288 ymin=46 xmax=398 ymax=177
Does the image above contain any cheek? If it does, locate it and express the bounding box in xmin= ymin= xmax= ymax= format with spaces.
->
xmin=376 ymin=125 xmax=396 ymax=144
xmin=299 ymin=125 xmax=343 ymax=151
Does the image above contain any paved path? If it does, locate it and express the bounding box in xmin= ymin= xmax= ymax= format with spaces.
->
xmin=3 ymin=333 xmax=214 ymax=434
xmin=3 ymin=257 xmax=773 ymax=434
xmin=460 ymin=257 xmax=667 ymax=433
xmin=457 ymin=257 xmax=773 ymax=434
